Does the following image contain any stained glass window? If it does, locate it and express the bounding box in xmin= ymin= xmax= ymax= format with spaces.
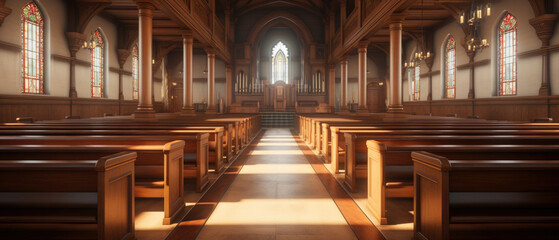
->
xmin=91 ymin=30 xmax=104 ymax=98
xmin=272 ymin=41 xmax=289 ymax=83
xmin=445 ymin=36 xmax=456 ymax=99
xmin=22 ymin=2 xmax=44 ymax=94
xmin=499 ymin=13 xmax=517 ymax=96
xmin=132 ymin=45 xmax=139 ymax=100
xmin=411 ymin=64 xmax=420 ymax=101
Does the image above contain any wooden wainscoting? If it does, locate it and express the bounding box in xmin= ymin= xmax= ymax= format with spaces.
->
xmin=404 ymin=95 xmax=557 ymax=122
xmin=0 ymin=94 xmax=164 ymax=123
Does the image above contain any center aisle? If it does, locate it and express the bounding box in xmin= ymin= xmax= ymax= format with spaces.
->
xmin=196 ymin=128 xmax=357 ymax=240
xmin=168 ymin=128 xmax=384 ymax=240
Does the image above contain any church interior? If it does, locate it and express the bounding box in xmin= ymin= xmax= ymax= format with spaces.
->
xmin=0 ymin=0 xmax=559 ymax=239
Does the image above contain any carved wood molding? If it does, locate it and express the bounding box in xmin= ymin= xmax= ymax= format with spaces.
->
xmin=0 ymin=0 xmax=12 ymax=28
xmin=529 ymin=14 xmax=559 ymax=46
xmin=67 ymin=1 xmax=111 ymax=34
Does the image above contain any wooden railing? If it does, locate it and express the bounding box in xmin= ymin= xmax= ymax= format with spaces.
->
xmin=343 ymin=10 xmax=358 ymax=43
xmin=213 ymin=16 xmax=225 ymax=43
xmin=192 ymin=0 xmax=210 ymax=28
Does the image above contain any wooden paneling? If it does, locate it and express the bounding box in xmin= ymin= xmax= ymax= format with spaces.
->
xmin=431 ymin=99 xmax=473 ymax=118
xmin=403 ymin=101 xmax=430 ymax=115
xmin=72 ymin=98 xmax=120 ymax=118
xmin=0 ymin=94 xmax=162 ymax=123
xmin=475 ymin=96 xmax=548 ymax=121
xmin=404 ymin=95 xmax=558 ymax=122
xmin=0 ymin=94 xmax=70 ymax=123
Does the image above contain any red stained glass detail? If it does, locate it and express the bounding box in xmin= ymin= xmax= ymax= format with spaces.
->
xmin=22 ymin=2 xmax=44 ymax=94
xmin=91 ymin=30 xmax=104 ymax=98
xmin=445 ymin=36 xmax=456 ymax=99
xmin=132 ymin=45 xmax=139 ymax=100
xmin=499 ymin=13 xmax=517 ymax=96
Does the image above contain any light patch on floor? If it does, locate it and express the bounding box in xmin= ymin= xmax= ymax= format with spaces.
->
xmin=195 ymin=129 xmax=358 ymax=240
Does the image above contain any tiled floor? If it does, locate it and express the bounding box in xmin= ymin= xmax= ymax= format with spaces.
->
xmin=195 ymin=129 xmax=358 ymax=240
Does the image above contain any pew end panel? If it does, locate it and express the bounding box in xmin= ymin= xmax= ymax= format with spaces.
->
xmin=0 ymin=151 xmax=137 ymax=240
xmin=97 ymin=151 xmax=137 ymax=240
xmin=162 ymin=140 xmax=187 ymax=225
xmin=411 ymin=151 xmax=450 ymax=240
xmin=366 ymin=140 xmax=388 ymax=225
xmin=412 ymin=151 xmax=559 ymax=240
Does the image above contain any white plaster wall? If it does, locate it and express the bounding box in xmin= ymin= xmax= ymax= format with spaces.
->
xmin=0 ymin=0 xmax=68 ymax=96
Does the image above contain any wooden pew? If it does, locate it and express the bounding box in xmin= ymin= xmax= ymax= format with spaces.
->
xmin=0 ymin=141 xmax=187 ymax=225
xmin=343 ymin=134 xmax=559 ymax=192
xmin=0 ymin=129 xmax=226 ymax=174
xmin=365 ymin=143 xmax=559 ymax=225
xmin=0 ymin=135 xmax=210 ymax=192
xmin=412 ymin=151 xmax=559 ymax=240
xmin=328 ymin=124 xmax=559 ymax=173
xmin=5 ymin=121 xmax=234 ymax=161
xmin=0 ymin=151 xmax=136 ymax=239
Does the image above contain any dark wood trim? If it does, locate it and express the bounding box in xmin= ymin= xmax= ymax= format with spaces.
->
xmin=404 ymin=95 xmax=558 ymax=121
xmin=0 ymin=40 xmax=20 ymax=51
xmin=457 ymin=58 xmax=490 ymax=70
xmin=420 ymin=70 xmax=440 ymax=78
xmin=519 ymin=44 xmax=559 ymax=58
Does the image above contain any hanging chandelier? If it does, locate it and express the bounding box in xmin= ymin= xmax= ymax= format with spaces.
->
xmin=459 ymin=0 xmax=491 ymax=52
xmin=404 ymin=0 xmax=431 ymax=68
xmin=81 ymin=33 xmax=98 ymax=50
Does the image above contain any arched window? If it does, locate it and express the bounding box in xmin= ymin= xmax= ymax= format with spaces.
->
xmin=445 ymin=36 xmax=456 ymax=99
xmin=21 ymin=2 xmax=44 ymax=94
xmin=132 ymin=44 xmax=139 ymax=100
xmin=272 ymin=41 xmax=289 ymax=83
xmin=410 ymin=63 xmax=420 ymax=101
xmin=91 ymin=30 xmax=104 ymax=98
xmin=498 ymin=13 xmax=517 ymax=96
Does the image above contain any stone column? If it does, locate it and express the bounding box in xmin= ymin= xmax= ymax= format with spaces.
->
xmin=340 ymin=58 xmax=349 ymax=113
xmin=226 ymin=65 xmax=232 ymax=113
xmin=357 ymin=42 xmax=368 ymax=113
xmin=387 ymin=15 xmax=405 ymax=113
xmin=181 ymin=33 xmax=195 ymax=115
xmin=134 ymin=2 xmax=156 ymax=118
xmin=206 ymin=49 xmax=217 ymax=114
xmin=328 ymin=65 xmax=336 ymax=112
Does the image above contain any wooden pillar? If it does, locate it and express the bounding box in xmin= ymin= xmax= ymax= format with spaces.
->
xmin=529 ymin=14 xmax=559 ymax=96
xmin=206 ymin=49 xmax=217 ymax=114
xmin=340 ymin=58 xmax=349 ymax=113
xmin=181 ymin=33 xmax=195 ymax=114
xmin=357 ymin=41 xmax=368 ymax=112
xmin=226 ymin=65 xmax=232 ymax=112
xmin=65 ymin=32 xmax=86 ymax=99
xmin=117 ymin=49 xmax=130 ymax=115
xmin=467 ymin=51 xmax=476 ymax=99
xmin=328 ymin=65 xmax=336 ymax=112
xmin=387 ymin=15 xmax=405 ymax=113
xmin=134 ymin=2 xmax=156 ymax=118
